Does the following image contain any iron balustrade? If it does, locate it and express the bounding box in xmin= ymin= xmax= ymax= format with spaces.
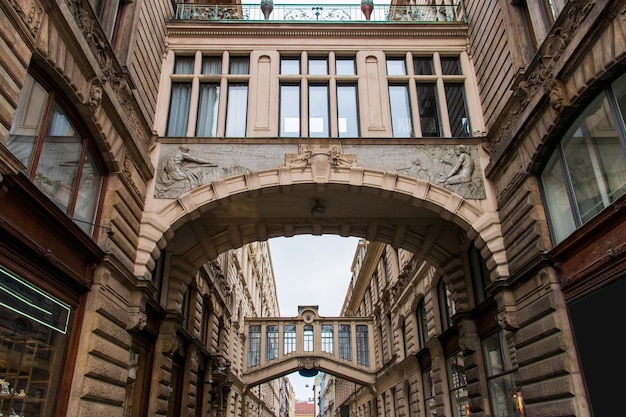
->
xmin=174 ymin=2 xmax=467 ymax=23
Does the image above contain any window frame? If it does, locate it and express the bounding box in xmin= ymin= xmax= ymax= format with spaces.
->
xmin=7 ymin=70 xmax=106 ymax=238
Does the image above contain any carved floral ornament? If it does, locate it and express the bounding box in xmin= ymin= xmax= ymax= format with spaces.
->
xmin=489 ymin=0 xmax=596 ymax=155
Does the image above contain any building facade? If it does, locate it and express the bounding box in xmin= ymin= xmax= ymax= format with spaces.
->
xmin=0 ymin=0 xmax=625 ymax=417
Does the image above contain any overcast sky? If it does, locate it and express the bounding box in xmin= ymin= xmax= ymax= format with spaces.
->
xmin=268 ymin=235 xmax=361 ymax=401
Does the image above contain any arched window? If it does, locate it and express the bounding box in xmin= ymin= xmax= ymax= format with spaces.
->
xmin=416 ymin=298 xmax=428 ymax=349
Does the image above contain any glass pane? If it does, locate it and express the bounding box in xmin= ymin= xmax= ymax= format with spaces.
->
xmin=321 ymin=324 xmax=334 ymax=354
xmin=356 ymin=325 xmax=369 ymax=366
xmin=309 ymin=58 xmax=328 ymax=75
xmin=448 ymin=352 xmax=469 ymax=417
xmin=338 ymin=324 xmax=352 ymax=360
xmin=386 ymin=58 xmax=407 ymax=76
xmin=284 ymin=325 xmax=296 ymax=355
xmin=266 ymin=325 xmax=279 ymax=361
xmin=389 ymin=85 xmax=412 ymax=137
xmin=441 ymin=57 xmax=462 ymax=75
xmin=73 ymin=151 xmax=102 ymax=234
xmin=336 ymin=58 xmax=355 ymax=76
xmin=174 ymin=56 xmax=195 ymax=74
xmin=281 ymin=58 xmax=300 ymax=75
xmin=561 ymin=91 xmax=625 ymax=222
xmin=337 ymin=85 xmax=359 ymax=137
xmin=488 ymin=374 xmax=519 ymax=417
xmin=613 ymin=73 xmax=626 ymax=130
xmin=225 ymin=83 xmax=248 ymax=137
xmin=413 ymin=57 xmax=434 ymax=75
xmin=280 ymin=85 xmax=300 ymax=137
xmin=309 ymin=84 xmax=329 ymax=137
xmin=7 ymin=74 xmax=49 ymax=169
xmin=166 ymin=82 xmax=191 ymax=136
xmin=35 ymin=102 xmax=82 ymax=214
xmin=202 ymin=56 xmax=222 ymax=74
xmin=196 ymin=84 xmax=220 ymax=137
xmin=248 ymin=325 xmax=261 ymax=367
xmin=304 ymin=324 xmax=314 ymax=352
xmin=417 ymin=83 xmax=441 ymax=137
xmin=541 ymin=151 xmax=577 ymax=243
xmin=445 ymin=83 xmax=470 ymax=137
xmin=229 ymin=56 xmax=249 ymax=74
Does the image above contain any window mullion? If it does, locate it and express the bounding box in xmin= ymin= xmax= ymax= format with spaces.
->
xmin=329 ymin=77 xmax=338 ymax=137
xmin=301 ymin=77 xmax=308 ymax=137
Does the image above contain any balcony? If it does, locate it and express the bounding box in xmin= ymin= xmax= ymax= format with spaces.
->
xmin=174 ymin=2 xmax=466 ymax=23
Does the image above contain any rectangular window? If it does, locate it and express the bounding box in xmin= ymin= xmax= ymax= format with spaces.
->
xmin=167 ymin=82 xmax=191 ymax=136
xmin=229 ymin=56 xmax=250 ymax=74
xmin=309 ymin=58 xmax=328 ymax=75
xmin=417 ymin=83 xmax=441 ymax=137
xmin=247 ymin=325 xmax=261 ymax=367
xmin=445 ymin=83 xmax=471 ymax=137
xmin=422 ymin=368 xmax=435 ymax=416
xmin=417 ymin=299 xmax=428 ymax=349
xmin=389 ymin=85 xmax=413 ymax=137
xmin=225 ymin=83 xmax=248 ymax=137
xmin=303 ymin=324 xmax=314 ymax=352
xmin=356 ymin=325 xmax=369 ymax=366
xmin=336 ymin=58 xmax=355 ymax=76
xmin=266 ymin=325 xmax=279 ymax=361
xmin=280 ymin=84 xmax=301 ymax=137
xmin=284 ymin=325 xmax=296 ymax=355
xmin=447 ymin=351 xmax=469 ymax=417
xmin=338 ymin=324 xmax=352 ymax=360
xmin=281 ymin=57 xmax=300 ymax=75
xmin=386 ymin=58 xmax=407 ymax=76
xmin=321 ymin=324 xmax=334 ymax=354
xmin=196 ymin=83 xmax=220 ymax=137
xmin=309 ymin=84 xmax=329 ymax=137
xmin=337 ymin=84 xmax=359 ymax=137
xmin=413 ymin=57 xmax=434 ymax=75
xmin=482 ymin=331 xmax=524 ymax=417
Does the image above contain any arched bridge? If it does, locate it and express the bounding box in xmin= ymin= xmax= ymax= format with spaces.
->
xmin=242 ymin=306 xmax=376 ymax=387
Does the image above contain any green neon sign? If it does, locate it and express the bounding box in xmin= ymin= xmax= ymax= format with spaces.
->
xmin=0 ymin=265 xmax=71 ymax=334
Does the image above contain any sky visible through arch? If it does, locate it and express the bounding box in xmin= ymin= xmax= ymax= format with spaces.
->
xmin=269 ymin=235 xmax=361 ymax=401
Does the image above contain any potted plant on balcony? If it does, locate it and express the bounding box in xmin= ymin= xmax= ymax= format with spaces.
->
xmin=361 ymin=0 xmax=374 ymax=21
xmin=260 ymin=0 xmax=274 ymax=20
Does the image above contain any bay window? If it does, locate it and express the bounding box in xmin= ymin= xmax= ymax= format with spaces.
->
xmin=540 ymin=73 xmax=626 ymax=244
xmin=7 ymin=72 xmax=104 ymax=236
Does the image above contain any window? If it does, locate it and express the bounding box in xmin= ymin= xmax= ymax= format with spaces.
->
xmin=447 ymin=351 xmax=469 ymax=417
xmin=338 ymin=324 xmax=352 ymax=360
xmin=468 ymin=242 xmax=490 ymax=306
xmin=247 ymin=325 xmax=261 ymax=367
xmin=401 ymin=319 xmax=408 ymax=358
xmin=356 ymin=325 xmax=369 ymax=366
xmin=166 ymin=53 xmax=249 ymax=137
xmin=321 ymin=324 xmax=334 ymax=354
xmin=422 ymin=368 xmax=435 ymax=416
xmin=438 ymin=280 xmax=456 ymax=332
xmin=482 ymin=330 xmax=524 ymax=417
xmin=540 ymin=74 xmax=626 ymax=244
xmin=279 ymin=54 xmax=358 ymax=138
xmin=284 ymin=325 xmax=296 ymax=355
xmin=387 ymin=54 xmax=472 ymax=138
xmin=416 ymin=299 xmax=428 ymax=349
xmin=266 ymin=325 xmax=279 ymax=361
xmin=303 ymin=324 xmax=314 ymax=352
xmin=7 ymin=72 xmax=105 ymax=236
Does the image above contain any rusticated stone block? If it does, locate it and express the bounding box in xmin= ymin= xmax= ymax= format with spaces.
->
xmin=524 ymin=398 xmax=578 ymax=417
xmin=78 ymin=399 xmax=123 ymax=417
xmin=517 ymin=355 xmax=570 ymax=385
xmin=515 ymin=312 xmax=560 ymax=346
xmin=80 ymin=375 xmax=126 ymax=404
xmin=88 ymin=334 xmax=128 ymax=365
xmin=515 ymin=292 xmax=556 ymax=327
xmin=515 ymin=333 xmax=566 ymax=366
xmin=93 ymin=313 xmax=132 ymax=349
xmin=84 ymin=354 xmax=127 ymax=385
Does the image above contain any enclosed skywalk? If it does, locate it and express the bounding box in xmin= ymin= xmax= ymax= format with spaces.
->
xmin=242 ymin=306 xmax=376 ymax=387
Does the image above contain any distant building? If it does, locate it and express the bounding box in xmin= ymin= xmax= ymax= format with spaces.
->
xmin=294 ymin=401 xmax=315 ymax=417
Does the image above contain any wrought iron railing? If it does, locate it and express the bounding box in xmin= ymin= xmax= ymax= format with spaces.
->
xmin=174 ymin=2 xmax=466 ymax=23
